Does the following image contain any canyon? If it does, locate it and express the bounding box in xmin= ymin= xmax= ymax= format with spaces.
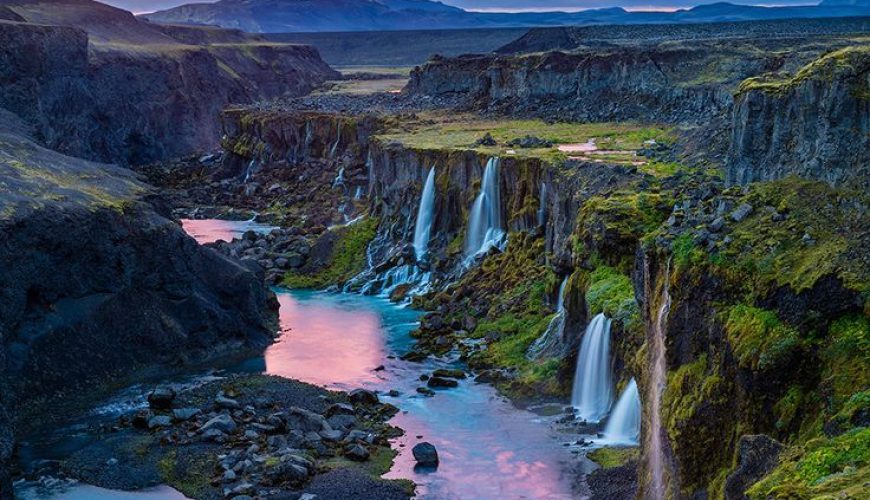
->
xmin=0 ymin=2 xmax=867 ymax=500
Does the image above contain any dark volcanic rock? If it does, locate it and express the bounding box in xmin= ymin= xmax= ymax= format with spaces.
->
xmin=147 ymin=387 xmax=176 ymax=410
xmin=412 ymin=442 xmax=439 ymax=467
xmin=724 ymin=435 xmax=783 ymax=500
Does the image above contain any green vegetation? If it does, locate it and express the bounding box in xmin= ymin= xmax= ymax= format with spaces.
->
xmin=586 ymin=266 xmax=640 ymax=332
xmin=587 ymin=447 xmax=639 ymax=469
xmin=724 ymin=305 xmax=802 ymax=371
xmin=157 ymin=450 xmax=214 ymax=499
xmin=375 ymin=114 xmax=675 ymax=163
xmin=823 ymin=315 xmax=870 ymax=408
xmin=282 ymin=217 xmax=379 ymax=288
xmin=747 ymin=428 xmax=870 ymax=499
xmin=738 ymin=45 xmax=870 ymax=96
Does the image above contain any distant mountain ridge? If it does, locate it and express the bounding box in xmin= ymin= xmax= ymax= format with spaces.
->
xmin=141 ymin=0 xmax=870 ymax=32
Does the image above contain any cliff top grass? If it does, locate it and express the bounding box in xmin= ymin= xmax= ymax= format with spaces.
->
xmin=374 ymin=112 xmax=676 ymax=165
xmin=737 ymin=44 xmax=870 ymax=95
xmin=0 ymin=131 xmax=146 ymax=220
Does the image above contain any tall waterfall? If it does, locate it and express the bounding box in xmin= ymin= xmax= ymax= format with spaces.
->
xmin=537 ymin=182 xmax=547 ymax=227
xmin=601 ymin=378 xmax=641 ymax=445
xmin=413 ymin=167 xmax=436 ymax=260
xmin=526 ymin=276 xmax=568 ymax=359
xmin=243 ymin=159 xmax=258 ymax=183
xmin=647 ymin=259 xmax=672 ymax=499
xmin=571 ymin=313 xmax=614 ymax=422
xmin=329 ymin=121 xmax=342 ymax=158
xmin=465 ymin=157 xmax=505 ymax=262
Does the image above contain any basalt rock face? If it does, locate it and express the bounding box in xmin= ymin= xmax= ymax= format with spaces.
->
xmin=728 ymin=47 xmax=870 ymax=188
xmin=0 ymin=128 xmax=279 ymax=490
xmin=0 ymin=14 xmax=337 ymax=165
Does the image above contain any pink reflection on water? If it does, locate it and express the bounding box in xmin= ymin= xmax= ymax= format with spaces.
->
xmin=180 ymin=219 xmax=273 ymax=245
xmin=264 ymin=293 xmax=386 ymax=389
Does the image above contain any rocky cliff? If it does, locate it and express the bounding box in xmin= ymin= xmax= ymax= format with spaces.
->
xmin=0 ymin=1 xmax=338 ymax=165
xmin=407 ymin=41 xmax=835 ymax=125
xmin=0 ymin=126 xmax=279 ymax=493
xmin=728 ymin=46 xmax=870 ymax=188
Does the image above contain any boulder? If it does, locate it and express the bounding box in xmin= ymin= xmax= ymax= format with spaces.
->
xmin=427 ymin=377 xmax=458 ymax=388
xmin=344 ymin=443 xmax=370 ymax=462
xmin=348 ymin=389 xmax=379 ymax=406
xmin=724 ymin=435 xmax=783 ymax=500
xmin=200 ymin=414 xmax=237 ymax=434
xmin=147 ymin=387 xmax=176 ymax=410
xmin=412 ymin=442 xmax=439 ymax=467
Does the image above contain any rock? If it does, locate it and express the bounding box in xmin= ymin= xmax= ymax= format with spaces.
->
xmin=320 ymin=429 xmax=345 ymax=442
xmin=215 ymin=394 xmax=241 ymax=410
xmin=147 ymin=387 xmax=176 ymax=410
xmin=412 ymin=442 xmax=439 ymax=467
xmin=344 ymin=443 xmax=370 ymax=462
xmin=416 ymin=387 xmax=435 ymax=397
xmin=147 ymin=415 xmax=173 ymax=429
xmin=132 ymin=409 xmax=153 ymax=429
xmin=427 ymin=376 xmax=458 ymax=388
xmin=348 ymin=389 xmax=379 ymax=406
xmin=223 ymin=469 xmax=237 ymax=482
xmin=507 ymin=135 xmax=553 ymax=148
xmin=432 ymin=369 xmax=466 ymax=379
xmin=709 ymin=217 xmax=725 ymax=233
xmin=173 ymin=408 xmax=201 ymax=422
xmin=287 ymin=407 xmax=332 ymax=432
xmin=265 ymin=461 xmax=309 ymax=483
xmin=327 ymin=414 xmax=357 ymax=430
xmin=473 ymin=132 xmax=497 ymax=147
xmin=200 ymin=414 xmax=237 ymax=434
xmin=724 ymin=435 xmax=783 ymax=500
xmin=731 ymin=203 xmax=753 ymax=222
xmin=324 ymin=403 xmax=355 ymax=417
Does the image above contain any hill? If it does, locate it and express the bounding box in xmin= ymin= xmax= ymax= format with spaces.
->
xmin=142 ymin=0 xmax=870 ymax=33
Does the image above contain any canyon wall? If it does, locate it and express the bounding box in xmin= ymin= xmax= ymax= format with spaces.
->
xmin=0 ymin=128 xmax=279 ymax=494
xmin=728 ymin=46 xmax=870 ymax=188
xmin=0 ymin=18 xmax=337 ymax=165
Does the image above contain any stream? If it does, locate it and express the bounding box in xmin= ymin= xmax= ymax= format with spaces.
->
xmin=16 ymin=219 xmax=593 ymax=500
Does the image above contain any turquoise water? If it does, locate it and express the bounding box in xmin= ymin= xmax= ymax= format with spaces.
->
xmin=261 ymin=289 xmax=579 ymax=499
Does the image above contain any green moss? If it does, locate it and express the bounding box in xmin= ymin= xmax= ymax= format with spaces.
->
xmin=585 ymin=266 xmax=640 ymax=331
xmin=823 ymin=315 xmax=870 ymax=409
xmin=282 ymin=217 xmax=378 ymax=288
xmin=587 ymin=447 xmax=639 ymax=469
xmin=157 ymin=450 xmax=214 ymax=499
xmin=724 ymin=305 xmax=802 ymax=371
xmin=748 ymin=428 xmax=870 ymax=499
xmin=738 ymin=45 xmax=870 ymax=95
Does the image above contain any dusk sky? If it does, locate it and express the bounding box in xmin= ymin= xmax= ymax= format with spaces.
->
xmin=106 ymin=0 xmax=821 ymax=15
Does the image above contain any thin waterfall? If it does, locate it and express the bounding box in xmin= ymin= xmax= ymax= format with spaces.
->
xmin=601 ymin=378 xmax=641 ymax=445
xmin=538 ymin=182 xmax=547 ymax=227
xmin=465 ymin=157 xmax=505 ymax=262
xmin=413 ymin=167 xmax=436 ymax=261
xmin=526 ymin=276 xmax=568 ymax=359
xmin=354 ymin=186 xmax=364 ymax=200
xmin=571 ymin=313 xmax=614 ymax=422
xmin=647 ymin=259 xmax=671 ymax=499
xmin=329 ymin=121 xmax=342 ymax=158
xmin=243 ymin=159 xmax=257 ymax=183
xmin=332 ymin=166 xmax=345 ymax=188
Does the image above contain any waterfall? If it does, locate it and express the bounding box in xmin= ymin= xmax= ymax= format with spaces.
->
xmin=647 ymin=259 xmax=671 ymax=499
xmin=601 ymin=378 xmax=641 ymax=445
xmin=537 ymin=182 xmax=547 ymax=227
xmin=464 ymin=157 xmax=505 ymax=262
xmin=329 ymin=121 xmax=342 ymax=158
xmin=332 ymin=167 xmax=345 ymax=188
xmin=354 ymin=186 xmax=364 ymax=200
xmin=571 ymin=313 xmax=614 ymax=422
xmin=413 ymin=167 xmax=437 ymax=261
xmin=243 ymin=159 xmax=257 ymax=183
xmin=526 ymin=276 xmax=568 ymax=359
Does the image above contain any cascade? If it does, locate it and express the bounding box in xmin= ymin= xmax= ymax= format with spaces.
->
xmin=354 ymin=186 xmax=364 ymax=200
xmin=464 ymin=157 xmax=505 ymax=262
xmin=601 ymin=378 xmax=641 ymax=445
xmin=538 ymin=182 xmax=547 ymax=227
xmin=332 ymin=166 xmax=345 ymax=188
xmin=647 ymin=259 xmax=671 ymax=499
xmin=413 ymin=167 xmax=437 ymax=260
xmin=243 ymin=159 xmax=258 ymax=183
xmin=571 ymin=313 xmax=614 ymax=422
xmin=329 ymin=121 xmax=342 ymax=158
xmin=526 ymin=276 xmax=568 ymax=359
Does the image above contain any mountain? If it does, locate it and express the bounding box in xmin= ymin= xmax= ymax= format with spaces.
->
xmin=142 ymin=0 xmax=870 ymax=33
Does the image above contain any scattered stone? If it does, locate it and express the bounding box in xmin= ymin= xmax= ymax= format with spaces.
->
xmin=173 ymin=408 xmax=201 ymax=422
xmin=731 ymin=203 xmax=753 ymax=222
xmin=200 ymin=414 xmax=237 ymax=434
xmin=348 ymin=389 xmax=379 ymax=406
xmin=344 ymin=444 xmax=370 ymax=462
xmin=473 ymin=132 xmax=497 ymax=147
xmin=132 ymin=409 xmax=153 ymax=429
xmin=147 ymin=415 xmax=173 ymax=429
xmin=287 ymin=407 xmax=331 ymax=432
xmin=507 ymin=135 xmax=553 ymax=148
xmin=412 ymin=442 xmax=439 ymax=467
xmin=709 ymin=217 xmax=725 ymax=233
xmin=147 ymin=387 xmax=176 ymax=410
xmin=427 ymin=376 xmax=458 ymax=388
xmin=325 ymin=403 xmax=355 ymax=417
xmin=416 ymin=387 xmax=435 ymax=397
xmin=215 ymin=394 xmax=241 ymax=410
xmin=432 ymin=368 xmax=466 ymax=379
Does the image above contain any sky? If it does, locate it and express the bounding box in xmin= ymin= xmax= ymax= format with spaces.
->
xmin=105 ymin=0 xmax=821 ymax=15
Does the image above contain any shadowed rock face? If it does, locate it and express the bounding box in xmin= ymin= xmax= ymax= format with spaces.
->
xmin=0 ymin=1 xmax=338 ymax=165
xmin=0 ymin=128 xmax=279 ymax=493
xmin=728 ymin=47 xmax=870 ymax=188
